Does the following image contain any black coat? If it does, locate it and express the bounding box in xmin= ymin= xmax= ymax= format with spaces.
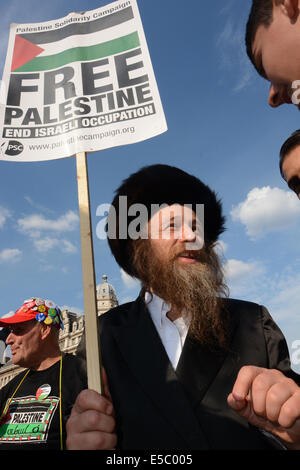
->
xmin=78 ymin=296 xmax=297 ymax=449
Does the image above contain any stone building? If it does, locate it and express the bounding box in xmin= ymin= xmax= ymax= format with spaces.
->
xmin=97 ymin=274 xmax=118 ymax=315
xmin=0 ymin=275 xmax=118 ymax=389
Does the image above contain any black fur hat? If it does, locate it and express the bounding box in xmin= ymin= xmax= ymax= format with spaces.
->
xmin=107 ymin=164 xmax=225 ymax=277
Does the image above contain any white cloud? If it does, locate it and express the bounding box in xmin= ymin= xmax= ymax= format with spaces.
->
xmin=120 ymin=269 xmax=140 ymax=290
xmin=39 ymin=264 xmax=55 ymax=272
xmin=17 ymin=210 xmax=79 ymax=255
xmin=232 ymin=266 xmax=300 ymax=373
xmin=217 ymin=18 xmax=235 ymax=50
xmin=214 ymin=240 xmax=228 ymax=258
xmin=0 ymin=206 xmax=11 ymax=229
xmin=223 ymin=257 xmax=266 ymax=300
xmin=266 ymin=273 xmax=300 ymax=322
xmin=18 ymin=210 xmax=79 ymax=236
xmin=61 ymin=240 xmax=77 ymax=254
xmin=223 ymin=258 xmax=258 ymax=281
xmin=222 ymin=255 xmax=300 ymax=327
xmin=219 ymin=0 xmax=236 ymax=16
xmin=0 ymin=248 xmax=22 ymax=263
xmin=216 ymin=16 xmax=255 ymax=92
xmin=34 ymin=237 xmax=77 ymax=254
xmin=34 ymin=237 xmax=59 ymax=253
xmin=24 ymin=196 xmax=55 ymax=215
xmin=231 ymin=186 xmax=300 ymax=239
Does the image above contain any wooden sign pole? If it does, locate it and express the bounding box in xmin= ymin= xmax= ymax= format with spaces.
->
xmin=76 ymin=151 xmax=103 ymax=395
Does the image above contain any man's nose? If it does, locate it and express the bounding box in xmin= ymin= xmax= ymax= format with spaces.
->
xmin=6 ymin=332 xmax=14 ymax=345
xmin=179 ymin=225 xmax=196 ymax=242
xmin=268 ymin=83 xmax=290 ymax=108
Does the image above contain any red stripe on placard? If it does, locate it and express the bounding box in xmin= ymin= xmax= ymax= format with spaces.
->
xmin=11 ymin=35 xmax=44 ymax=72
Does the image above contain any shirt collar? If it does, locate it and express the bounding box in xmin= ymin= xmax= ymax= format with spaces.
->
xmin=144 ymin=291 xmax=171 ymax=328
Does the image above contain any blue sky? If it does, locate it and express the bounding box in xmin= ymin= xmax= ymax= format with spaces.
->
xmin=1 ymin=0 xmax=300 ymax=372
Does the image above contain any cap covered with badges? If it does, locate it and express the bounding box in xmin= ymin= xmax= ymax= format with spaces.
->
xmin=0 ymin=298 xmax=64 ymax=330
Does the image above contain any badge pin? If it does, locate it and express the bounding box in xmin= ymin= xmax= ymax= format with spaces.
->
xmin=36 ymin=384 xmax=51 ymax=401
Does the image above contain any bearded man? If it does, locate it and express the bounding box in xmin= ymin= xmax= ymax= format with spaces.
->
xmin=67 ymin=164 xmax=300 ymax=450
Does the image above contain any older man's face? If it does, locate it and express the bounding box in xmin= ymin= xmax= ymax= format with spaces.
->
xmin=133 ymin=204 xmax=228 ymax=347
xmin=6 ymin=320 xmax=43 ymax=368
xmin=147 ymin=204 xmax=204 ymax=265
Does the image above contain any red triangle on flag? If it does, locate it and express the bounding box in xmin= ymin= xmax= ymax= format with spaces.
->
xmin=11 ymin=36 xmax=44 ymax=72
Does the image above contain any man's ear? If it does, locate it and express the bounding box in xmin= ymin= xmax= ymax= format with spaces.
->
xmin=40 ymin=323 xmax=52 ymax=340
xmin=279 ymin=0 xmax=299 ymax=20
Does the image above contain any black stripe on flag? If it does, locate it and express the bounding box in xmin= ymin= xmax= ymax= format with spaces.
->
xmin=18 ymin=6 xmax=134 ymax=44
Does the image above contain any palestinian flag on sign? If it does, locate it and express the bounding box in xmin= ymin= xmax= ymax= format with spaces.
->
xmin=11 ymin=6 xmax=139 ymax=72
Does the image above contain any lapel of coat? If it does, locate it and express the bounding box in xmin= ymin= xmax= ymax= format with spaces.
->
xmin=110 ymin=297 xmax=210 ymax=449
xmin=175 ymin=302 xmax=238 ymax=406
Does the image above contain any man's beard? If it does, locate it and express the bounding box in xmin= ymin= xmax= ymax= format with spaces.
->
xmin=133 ymin=240 xmax=229 ymax=349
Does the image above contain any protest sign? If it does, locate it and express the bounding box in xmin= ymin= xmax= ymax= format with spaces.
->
xmin=0 ymin=0 xmax=167 ymax=161
xmin=0 ymin=0 xmax=167 ymax=394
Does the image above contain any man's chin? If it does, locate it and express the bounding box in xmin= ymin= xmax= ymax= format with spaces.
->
xmin=11 ymin=355 xmax=22 ymax=366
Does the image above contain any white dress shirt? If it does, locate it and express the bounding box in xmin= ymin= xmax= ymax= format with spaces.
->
xmin=145 ymin=291 xmax=189 ymax=369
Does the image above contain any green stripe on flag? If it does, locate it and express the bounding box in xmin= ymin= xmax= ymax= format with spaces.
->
xmin=14 ymin=31 xmax=140 ymax=72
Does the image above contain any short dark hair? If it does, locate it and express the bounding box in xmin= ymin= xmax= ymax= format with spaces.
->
xmin=279 ymin=130 xmax=300 ymax=177
xmin=245 ymin=0 xmax=274 ymax=73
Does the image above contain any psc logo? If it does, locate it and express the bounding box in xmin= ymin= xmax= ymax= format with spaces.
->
xmin=1 ymin=140 xmax=24 ymax=156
